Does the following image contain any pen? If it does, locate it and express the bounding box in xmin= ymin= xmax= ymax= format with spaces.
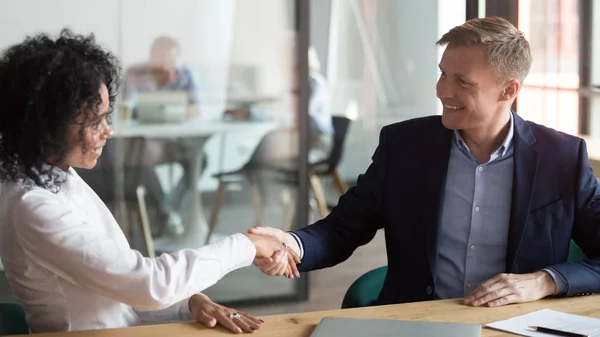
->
xmin=529 ymin=326 xmax=590 ymax=337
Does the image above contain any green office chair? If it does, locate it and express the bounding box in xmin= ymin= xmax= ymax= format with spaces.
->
xmin=341 ymin=240 xmax=588 ymax=309
xmin=341 ymin=265 xmax=388 ymax=309
xmin=568 ymin=240 xmax=586 ymax=262
xmin=0 ymin=303 xmax=29 ymax=335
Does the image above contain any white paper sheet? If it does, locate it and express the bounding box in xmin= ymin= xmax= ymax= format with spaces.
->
xmin=486 ymin=309 xmax=600 ymax=336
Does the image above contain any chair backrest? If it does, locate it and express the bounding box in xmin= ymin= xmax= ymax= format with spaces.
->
xmin=323 ymin=116 xmax=352 ymax=172
xmin=0 ymin=303 xmax=29 ymax=335
xmin=244 ymin=129 xmax=292 ymax=169
xmin=341 ymin=266 xmax=387 ymax=309
xmin=243 ymin=116 xmax=351 ymax=173
xmin=568 ymin=240 xmax=586 ymax=262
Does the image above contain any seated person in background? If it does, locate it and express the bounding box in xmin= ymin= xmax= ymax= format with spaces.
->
xmin=250 ymin=17 xmax=600 ymax=307
xmin=242 ymin=46 xmax=334 ymax=168
xmin=123 ymin=35 xmax=202 ymax=118
xmin=119 ymin=35 xmax=204 ymax=236
xmin=306 ymin=46 xmax=334 ymax=164
xmin=0 ymin=29 xmax=299 ymax=334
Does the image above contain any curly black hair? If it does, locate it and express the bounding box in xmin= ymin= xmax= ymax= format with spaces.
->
xmin=0 ymin=29 xmax=121 ymax=191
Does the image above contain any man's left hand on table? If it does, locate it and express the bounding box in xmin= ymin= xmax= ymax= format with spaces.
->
xmin=464 ymin=271 xmax=557 ymax=307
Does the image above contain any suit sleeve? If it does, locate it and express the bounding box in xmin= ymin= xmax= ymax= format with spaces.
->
xmin=549 ymin=139 xmax=600 ymax=296
xmin=292 ymin=126 xmax=388 ymax=271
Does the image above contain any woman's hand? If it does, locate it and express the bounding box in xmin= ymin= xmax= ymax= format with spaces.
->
xmin=243 ymin=233 xmax=281 ymax=258
xmin=247 ymin=226 xmax=301 ymax=279
xmin=189 ymin=293 xmax=263 ymax=334
xmin=243 ymin=232 xmax=301 ymax=278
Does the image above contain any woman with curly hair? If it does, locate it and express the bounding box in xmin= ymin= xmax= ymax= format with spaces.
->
xmin=0 ymin=30 xmax=299 ymax=334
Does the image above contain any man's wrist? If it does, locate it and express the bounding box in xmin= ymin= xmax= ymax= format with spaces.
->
xmin=283 ymin=233 xmax=301 ymax=257
xmin=537 ymin=270 xmax=557 ymax=297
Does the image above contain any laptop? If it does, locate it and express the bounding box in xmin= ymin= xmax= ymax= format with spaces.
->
xmin=136 ymin=92 xmax=188 ymax=124
xmin=310 ymin=317 xmax=481 ymax=337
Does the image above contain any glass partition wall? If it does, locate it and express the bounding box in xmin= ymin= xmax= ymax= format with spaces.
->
xmin=0 ymin=0 xmax=312 ymax=306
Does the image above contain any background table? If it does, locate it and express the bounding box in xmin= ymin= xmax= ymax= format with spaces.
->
xmin=28 ymin=295 xmax=600 ymax=336
xmin=112 ymin=119 xmax=277 ymax=251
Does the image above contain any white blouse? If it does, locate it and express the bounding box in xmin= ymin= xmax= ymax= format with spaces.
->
xmin=0 ymin=167 xmax=255 ymax=333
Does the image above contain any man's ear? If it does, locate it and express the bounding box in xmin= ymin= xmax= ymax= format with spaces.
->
xmin=501 ymin=79 xmax=520 ymax=101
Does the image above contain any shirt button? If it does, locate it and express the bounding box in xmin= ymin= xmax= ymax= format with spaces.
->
xmin=474 ymin=206 xmax=480 ymax=212
xmin=470 ymin=245 xmax=476 ymax=250
xmin=466 ymin=283 xmax=472 ymax=289
xmin=478 ymin=166 xmax=483 ymax=172
xmin=426 ymin=286 xmax=433 ymax=295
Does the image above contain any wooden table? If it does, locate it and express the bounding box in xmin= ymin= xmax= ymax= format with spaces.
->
xmin=29 ymin=296 xmax=600 ymax=336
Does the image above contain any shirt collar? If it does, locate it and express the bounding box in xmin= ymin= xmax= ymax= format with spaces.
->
xmin=453 ymin=111 xmax=514 ymax=158
xmin=17 ymin=163 xmax=74 ymax=194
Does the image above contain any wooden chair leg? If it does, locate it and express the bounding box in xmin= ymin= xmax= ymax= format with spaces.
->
xmin=135 ymin=186 xmax=155 ymax=258
xmin=117 ymin=201 xmax=131 ymax=242
xmin=308 ymin=198 xmax=318 ymax=223
xmin=248 ymin=181 xmax=264 ymax=226
xmin=169 ymin=163 xmax=176 ymax=191
xmin=207 ymin=181 xmax=227 ymax=245
xmin=283 ymin=194 xmax=296 ymax=232
xmin=331 ymin=169 xmax=349 ymax=195
xmin=309 ymin=173 xmax=329 ymax=218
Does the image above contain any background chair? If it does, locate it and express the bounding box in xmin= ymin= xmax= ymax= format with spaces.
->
xmin=341 ymin=240 xmax=588 ymax=309
xmin=272 ymin=116 xmax=352 ymax=221
xmin=568 ymin=240 xmax=586 ymax=263
xmin=313 ymin=116 xmax=352 ymax=196
xmin=341 ymin=265 xmax=387 ymax=309
xmin=207 ymin=116 xmax=352 ymax=243
xmin=0 ymin=302 xmax=29 ymax=335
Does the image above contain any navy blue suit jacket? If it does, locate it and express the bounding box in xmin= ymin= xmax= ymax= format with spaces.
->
xmin=293 ymin=113 xmax=600 ymax=305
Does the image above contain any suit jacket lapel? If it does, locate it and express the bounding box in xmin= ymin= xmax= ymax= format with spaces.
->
xmin=506 ymin=113 xmax=539 ymax=272
xmin=424 ymin=123 xmax=453 ymax=281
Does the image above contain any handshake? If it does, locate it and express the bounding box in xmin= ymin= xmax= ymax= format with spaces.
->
xmin=243 ymin=226 xmax=302 ymax=279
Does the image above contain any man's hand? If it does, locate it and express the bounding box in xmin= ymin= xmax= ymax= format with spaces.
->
xmin=247 ymin=226 xmax=301 ymax=279
xmin=464 ymin=271 xmax=557 ymax=307
xmin=189 ymin=293 xmax=263 ymax=334
xmin=243 ymin=232 xmax=301 ymax=278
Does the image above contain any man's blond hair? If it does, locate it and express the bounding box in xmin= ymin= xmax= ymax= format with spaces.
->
xmin=436 ymin=17 xmax=532 ymax=84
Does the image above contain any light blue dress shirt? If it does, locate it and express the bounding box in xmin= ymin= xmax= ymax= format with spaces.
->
xmin=435 ymin=114 xmax=515 ymax=298
xmin=435 ymin=112 xmax=565 ymax=298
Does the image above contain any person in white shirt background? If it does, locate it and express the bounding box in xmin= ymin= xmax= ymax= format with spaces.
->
xmin=0 ymin=29 xmax=300 ymax=334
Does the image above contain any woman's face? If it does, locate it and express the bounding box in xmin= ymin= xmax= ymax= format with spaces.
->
xmin=62 ymin=83 xmax=113 ymax=170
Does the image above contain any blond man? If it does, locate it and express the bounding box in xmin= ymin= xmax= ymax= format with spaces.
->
xmin=250 ymin=16 xmax=600 ymax=307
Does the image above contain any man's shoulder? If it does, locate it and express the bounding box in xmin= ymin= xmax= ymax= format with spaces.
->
xmin=383 ymin=115 xmax=445 ymax=139
xmin=525 ymin=119 xmax=582 ymax=149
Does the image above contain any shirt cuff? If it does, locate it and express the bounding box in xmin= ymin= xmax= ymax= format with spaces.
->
xmin=288 ymin=232 xmax=304 ymax=260
xmin=208 ymin=233 xmax=256 ymax=277
xmin=135 ymin=297 xmax=193 ymax=322
xmin=176 ymin=297 xmax=194 ymax=321
xmin=543 ymin=268 xmax=568 ymax=296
